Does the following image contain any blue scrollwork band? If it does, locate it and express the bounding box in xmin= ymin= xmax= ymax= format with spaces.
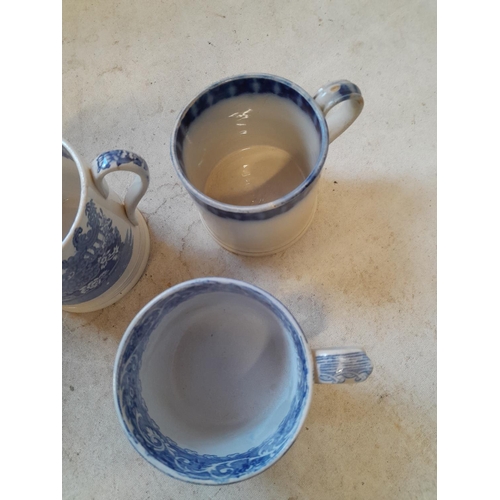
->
xmin=114 ymin=279 xmax=311 ymax=483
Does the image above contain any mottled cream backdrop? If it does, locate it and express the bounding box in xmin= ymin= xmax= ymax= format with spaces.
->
xmin=63 ymin=0 xmax=436 ymax=498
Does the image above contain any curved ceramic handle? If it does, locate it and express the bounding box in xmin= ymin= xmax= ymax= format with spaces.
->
xmin=91 ymin=150 xmax=150 ymax=226
xmin=314 ymin=80 xmax=364 ymax=143
xmin=314 ymin=347 xmax=373 ymax=384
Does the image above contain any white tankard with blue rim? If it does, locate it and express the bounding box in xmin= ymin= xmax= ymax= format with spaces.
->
xmin=171 ymin=74 xmax=363 ymax=256
xmin=62 ymin=140 xmax=151 ymax=313
xmin=114 ymin=278 xmax=373 ymax=484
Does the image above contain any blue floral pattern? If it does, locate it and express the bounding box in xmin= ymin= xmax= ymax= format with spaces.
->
xmin=62 ymin=199 xmax=133 ymax=305
xmin=316 ymin=351 xmax=373 ymax=383
xmin=115 ymin=280 xmax=310 ymax=483
xmin=96 ymin=150 xmax=149 ymax=175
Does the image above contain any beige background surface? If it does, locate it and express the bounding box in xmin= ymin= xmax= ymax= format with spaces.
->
xmin=62 ymin=0 xmax=436 ymax=498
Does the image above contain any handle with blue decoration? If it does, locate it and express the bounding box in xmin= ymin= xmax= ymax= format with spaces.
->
xmin=91 ymin=150 xmax=150 ymax=226
xmin=314 ymin=80 xmax=364 ymax=143
xmin=314 ymin=347 xmax=373 ymax=384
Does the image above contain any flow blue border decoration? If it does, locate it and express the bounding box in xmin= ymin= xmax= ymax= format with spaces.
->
xmin=62 ymin=145 xmax=72 ymax=159
xmin=115 ymin=279 xmax=311 ymax=484
xmin=171 ymin=74 xmax=329 ymax=221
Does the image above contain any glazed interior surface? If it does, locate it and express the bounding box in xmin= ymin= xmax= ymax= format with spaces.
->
xmin=62 ymin=149 xmax=82 ymax=241
xmin=139 ymin=290 xmax=297 ymax=456
xmin=181 ymin=89 xmax=321 ymax=206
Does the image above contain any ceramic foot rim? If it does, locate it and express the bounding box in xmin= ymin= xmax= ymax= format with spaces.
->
xmin=202 ymin=198 xmax=318 ymax=257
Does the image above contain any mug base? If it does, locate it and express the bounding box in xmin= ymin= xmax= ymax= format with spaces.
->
xmin=62 ymin=210 xmax=150 ymax=313
xmin=202 ymin=197 xmax=317 ymax=257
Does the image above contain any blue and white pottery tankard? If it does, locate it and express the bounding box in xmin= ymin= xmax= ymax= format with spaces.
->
xmin=171 ymin=74 xmax=364 ymax=256
xmin=62 ymin=139 xmax=151 ymax=313
xmin=114 ymin=278 xmax=373 ymax=484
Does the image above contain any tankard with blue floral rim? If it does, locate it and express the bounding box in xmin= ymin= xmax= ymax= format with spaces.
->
xmin=171 ymin=74 xmax=363 ymax=256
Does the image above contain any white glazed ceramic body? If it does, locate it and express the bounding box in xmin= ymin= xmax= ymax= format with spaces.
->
xmin=171 ymin=74 xmax=363 ymax=256
xmin=62 ymin=140 xmax=151 ymax=313
xmin=113 ymin=278 xmax=373 ymax=484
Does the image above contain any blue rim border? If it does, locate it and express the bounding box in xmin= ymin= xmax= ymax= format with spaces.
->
xmin=113 ymin=278 xmax=314 ymax=485
xmin=170 ymin=74 xmax=329 ymax=221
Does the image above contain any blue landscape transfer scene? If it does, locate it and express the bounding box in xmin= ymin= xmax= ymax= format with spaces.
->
xmin=62 ymin=199 xmax=133 ymax=305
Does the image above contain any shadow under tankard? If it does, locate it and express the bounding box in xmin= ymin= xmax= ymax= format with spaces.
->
xmin=251 ymin=177 xmax=426 ymax=309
